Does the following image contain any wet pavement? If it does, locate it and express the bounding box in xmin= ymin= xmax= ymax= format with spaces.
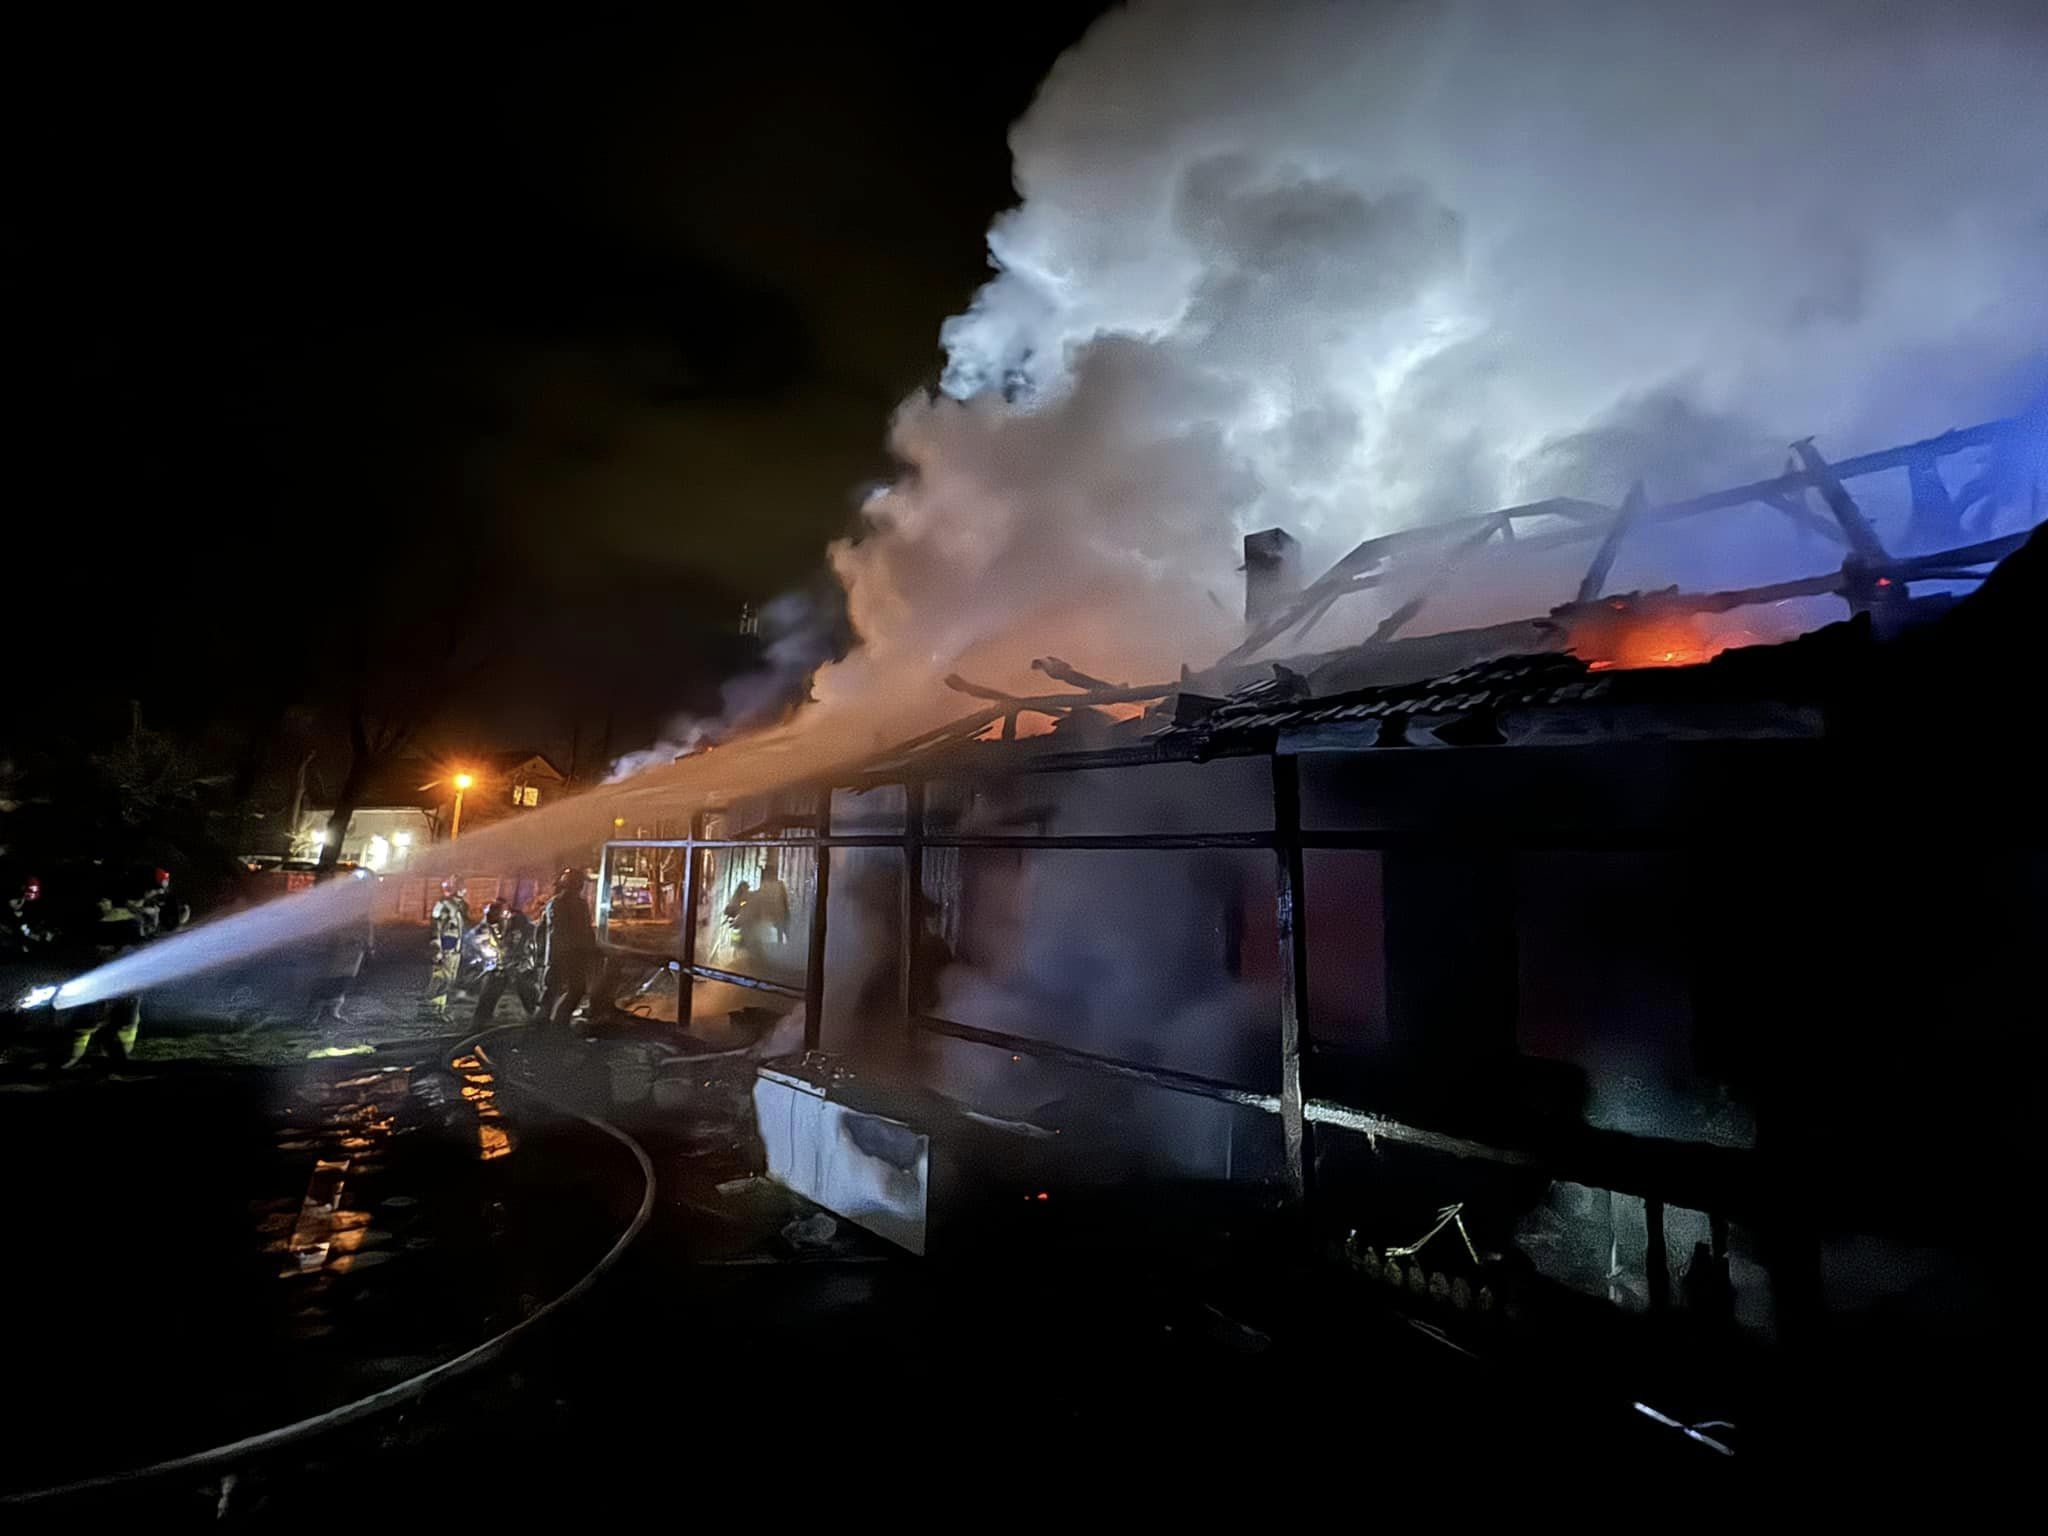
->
xmin=0 ymin=1032 xmax=634 ymax=1503
xmin=13 ymin=939 xmax=1997 ymax=1516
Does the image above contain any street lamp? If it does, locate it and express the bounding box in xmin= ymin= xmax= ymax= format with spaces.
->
xmin=450 ymin=772 xmax=475 ymax=841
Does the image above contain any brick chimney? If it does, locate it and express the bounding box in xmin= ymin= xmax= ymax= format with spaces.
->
xmin=1243 ymin=528 xmax=1302 ymax=624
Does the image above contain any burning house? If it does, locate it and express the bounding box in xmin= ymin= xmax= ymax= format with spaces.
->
xmin=594 ymin=415 xmax=2043 ymax=1371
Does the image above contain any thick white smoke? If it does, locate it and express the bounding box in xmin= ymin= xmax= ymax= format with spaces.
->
xmin=848 ymin=0 xmax=2047 ymax=678
xmin=57 ymin=0 xmax=2048 ymax=1009
xmin=608 ymin=590 xmax=844 ymax=779
xmin=638 ymin=0 xmax=2048 ymax=758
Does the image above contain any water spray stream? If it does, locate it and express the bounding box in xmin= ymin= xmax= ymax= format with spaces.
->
xmin=51 ymin=695 xmax=956 ymax=1008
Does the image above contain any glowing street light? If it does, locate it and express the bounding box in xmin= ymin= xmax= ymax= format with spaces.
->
xmin=450 ymin=771 xmax=476 ymax=841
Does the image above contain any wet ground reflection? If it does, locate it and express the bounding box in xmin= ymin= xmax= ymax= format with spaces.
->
xmin=0 ymin=1044 xmax=623 ymax=1498
xmin=449 ymin=1051 xmax=517 ymax=1162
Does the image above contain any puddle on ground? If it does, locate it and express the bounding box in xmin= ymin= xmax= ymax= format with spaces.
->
xmin=449 ymin=1051 xmax=517 ymax=1162
xmin=2 ymin=1028 xmax=624 ymax=1498
xmin=264 ymin=1052 xmax=514 ymax=1307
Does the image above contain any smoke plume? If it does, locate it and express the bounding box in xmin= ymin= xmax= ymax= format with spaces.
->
xmin=58 ymin=0 xmax=2048 ymax=1007
xmin=879 ymin=0 xmax=2048 ymax=668
xmin=669 ymin=0 xmax=2048 ymax=743
xmin=608 ymin=587 xmax=846 ymax=779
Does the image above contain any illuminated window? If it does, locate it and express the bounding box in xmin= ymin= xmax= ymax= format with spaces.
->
xmin=521 ymin=786 xmax=541 ymax=807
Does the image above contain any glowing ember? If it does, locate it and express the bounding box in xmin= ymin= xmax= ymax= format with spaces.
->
xmin=1567 ymin=600 xmax=1788 ymax=672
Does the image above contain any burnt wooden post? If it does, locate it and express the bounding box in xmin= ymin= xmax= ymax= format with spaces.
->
xmin=677 ymin=812 xmax=702 ymax=1027
xmin=899 ymin=780 xmax=926 ymax=1027
xmin=803 ymin=793 xmax=833 ymax=1052
xmin=1272 ymin=754 xmax=1313 ymax=1203
xmin=1643 ymin=1197 xmax=1670 ymax=1311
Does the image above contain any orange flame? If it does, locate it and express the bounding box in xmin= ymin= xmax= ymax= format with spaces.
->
xmin=1569 ymin=604 xmax=1778 ymax=672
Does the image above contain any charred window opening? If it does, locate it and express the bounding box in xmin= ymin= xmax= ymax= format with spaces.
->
xmin=691 ymin=843 xmax=818 ymax=991
xmin=917 ymin=847 xmax=1282 ymax=1094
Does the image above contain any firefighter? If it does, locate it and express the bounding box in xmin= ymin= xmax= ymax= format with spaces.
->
xmin=721 ymin=880 xmax=755 ymax=965
xmin=752 ymin=854 xmax=791 ymax=945
xmin=134 ymin=866 xmax=190 ymax=938
xmin=471 ymin=899 xmax=541 ymax=1027
xmin=425 ymin=877 xmax=470 ymax=1016
xmin=536 ymin=867 xmax=597 ymax=1031
xmin=6 ymin=875 xmax=49 ymax=956
xmin=58 ymin=888 xmax=149 ymax=1068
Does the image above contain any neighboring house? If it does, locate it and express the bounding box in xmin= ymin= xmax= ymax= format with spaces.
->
xmin=479 ymin=751 xmax=568 ymax=818
xmin=292 ymin=804 xmax=436 ymax=871
xmin=295 ymin=749 xmax=567 ymax=869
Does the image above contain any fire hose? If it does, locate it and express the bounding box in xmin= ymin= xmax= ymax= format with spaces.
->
xmin=0 ymin=1025 xmax=656 ymax=1510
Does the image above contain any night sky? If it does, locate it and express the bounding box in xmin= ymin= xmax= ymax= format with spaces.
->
xmin=9 ymin=8 xmax=1109 ymax=761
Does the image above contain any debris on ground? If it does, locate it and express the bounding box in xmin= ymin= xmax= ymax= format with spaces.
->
xmin=780 ymin=1213 xmax=839 ymax=1250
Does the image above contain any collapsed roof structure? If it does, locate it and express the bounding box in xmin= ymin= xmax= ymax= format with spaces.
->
xmin=598 ymin=412 xmax=2044 ymax=1388
xmin=866 ymin=414 xmax=2039 ymax=771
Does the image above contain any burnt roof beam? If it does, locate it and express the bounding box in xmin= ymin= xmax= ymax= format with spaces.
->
xmin=1790 ymin=438 xmax=1891 ymax=565
xmin=1575 ymin=480 xmax=1648 ymax=605
xmin=1230 ymin=416 xmax=2021 ymax=663
xmin=942 ymin=677 xmax=1176 ymax=711
xmin=1758 ymin=486 xmax=1848 ymax=546
xmin=1030 ymin=656 xmax=1120 ymax=693
xmin=1220 ymin=497 xmax=1611 ymax=663
xmin=1367 ymin=513 xmax=1509 ymax=646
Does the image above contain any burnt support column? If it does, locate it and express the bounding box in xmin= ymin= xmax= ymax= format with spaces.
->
xmin=803 ymin=795 xmax=833 ymax=1052
xmin=595 ymin=843 xmax=615 ymax=933
xmin=1644 ymin=1198 xmax=1670 ymax=1311
xmin=1272 ymin=754 xmax=1313 ymax=1204
xmin=677 ymin=813 xmax=702 ymax=1028
xmin=899 ymin=780 xmax=926 ymax=1029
